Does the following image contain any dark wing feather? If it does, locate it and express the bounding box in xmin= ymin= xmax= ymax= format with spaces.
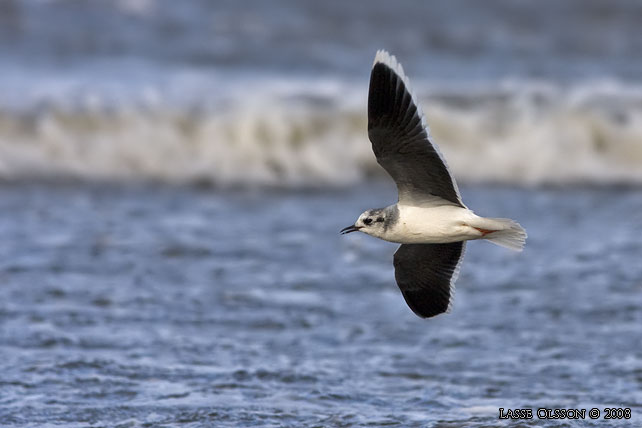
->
xmin=393 ymin=242 xmax=465 ymax=318
xmin=368 ymin=52 xmax=463 ymax=207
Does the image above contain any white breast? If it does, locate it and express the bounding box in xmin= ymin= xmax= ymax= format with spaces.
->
xmin=384 ymin=203 xmax=478 ymax=244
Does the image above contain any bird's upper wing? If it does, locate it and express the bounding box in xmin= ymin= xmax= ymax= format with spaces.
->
xmin=368 ymin=50 xmax=463 ymax=207
xmin=393 ymin=242 xmax=465 ymax=318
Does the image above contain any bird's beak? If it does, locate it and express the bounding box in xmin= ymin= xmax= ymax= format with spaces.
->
xmin=340 ymin=224 xmax=361 ymax=235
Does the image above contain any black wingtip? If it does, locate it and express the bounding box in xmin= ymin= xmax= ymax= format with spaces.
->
xmin=401 ymin=290 xmax=450 ymax=318
xmin=368 ymin=57 xmax=422 ymax=139
xmin=368 ymin=62 xmax=393 ymax=127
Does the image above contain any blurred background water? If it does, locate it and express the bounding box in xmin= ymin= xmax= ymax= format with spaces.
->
xmin=1 ymin=0 xmax=642 ymax=186
xmin=0 ymin=1 xmax=641 ymax=427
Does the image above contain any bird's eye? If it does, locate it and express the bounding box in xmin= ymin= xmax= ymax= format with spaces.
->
xmin=363 ymin=218 xmax=372 ymax=225
xmin=376 ymin=217 xmax=384 ymax=222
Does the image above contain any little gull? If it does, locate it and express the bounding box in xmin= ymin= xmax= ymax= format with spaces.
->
xmin=341 ymin=50 xmax=527 ymax=318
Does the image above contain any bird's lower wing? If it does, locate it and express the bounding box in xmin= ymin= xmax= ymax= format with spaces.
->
xmin=393 ymin=242 xmax=466 ymax=318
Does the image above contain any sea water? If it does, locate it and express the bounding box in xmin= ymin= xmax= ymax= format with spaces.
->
xmin=1 ymin=0 xmax=642 ymax=187
xmin=1 ymin=184 xmax=641 ymax=427
xmin=1 ymin=1 xmax=642 ymax=426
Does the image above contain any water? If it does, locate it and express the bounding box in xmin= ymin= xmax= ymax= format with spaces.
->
xmin=1 ymin=183 xmax=641 ymax=427
xmin=1 ymin=0 xmax=642 ymax=186
xmin=2 ymin=1 xmax=642 ymax=426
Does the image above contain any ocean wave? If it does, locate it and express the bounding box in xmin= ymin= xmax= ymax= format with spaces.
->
xmin=1 ymin=79 xmax=641 ymax=186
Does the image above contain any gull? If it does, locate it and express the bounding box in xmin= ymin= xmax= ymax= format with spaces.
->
xmin=341 ymin=50 xmax=526 ymax=318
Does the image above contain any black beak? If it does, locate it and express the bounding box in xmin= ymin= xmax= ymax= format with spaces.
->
xmin=340 ymin=225 xmax=361 ymax=235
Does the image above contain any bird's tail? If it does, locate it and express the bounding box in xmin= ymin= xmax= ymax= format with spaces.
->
xmin=477 ymin=217 xmax=527 ymax=251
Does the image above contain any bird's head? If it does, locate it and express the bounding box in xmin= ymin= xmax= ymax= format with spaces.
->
xmin=340 ymin=208 xmax=388 ymax=238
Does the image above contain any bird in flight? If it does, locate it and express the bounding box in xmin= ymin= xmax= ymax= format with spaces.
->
xmin=341 ymin=50 xmax=526 ymax=318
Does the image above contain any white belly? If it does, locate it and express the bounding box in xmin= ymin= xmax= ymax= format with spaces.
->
xmin=384 ymin=204 xmax=479 ymax=244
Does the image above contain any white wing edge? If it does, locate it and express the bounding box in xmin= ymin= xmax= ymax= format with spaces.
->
xmin=446 ymin=241 xmax=466 ymax=314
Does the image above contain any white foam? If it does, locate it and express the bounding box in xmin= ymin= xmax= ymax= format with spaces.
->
xmin=1 ymin=76 xmax=642 ymax=186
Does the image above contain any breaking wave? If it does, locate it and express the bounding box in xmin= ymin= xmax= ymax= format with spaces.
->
xmin=1 ymin=77 xmax=641 ymax=187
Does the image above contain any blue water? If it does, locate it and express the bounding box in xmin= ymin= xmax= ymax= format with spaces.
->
xmin=2 ymin=0 xmax=642 ymax=186
xmin=2 ymin=0 xmax=642 ymax=81
xmin=1 ymin=1 xmax=642 ymax=425
xmin=1 ymin=184 xmax=641 ymax=426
